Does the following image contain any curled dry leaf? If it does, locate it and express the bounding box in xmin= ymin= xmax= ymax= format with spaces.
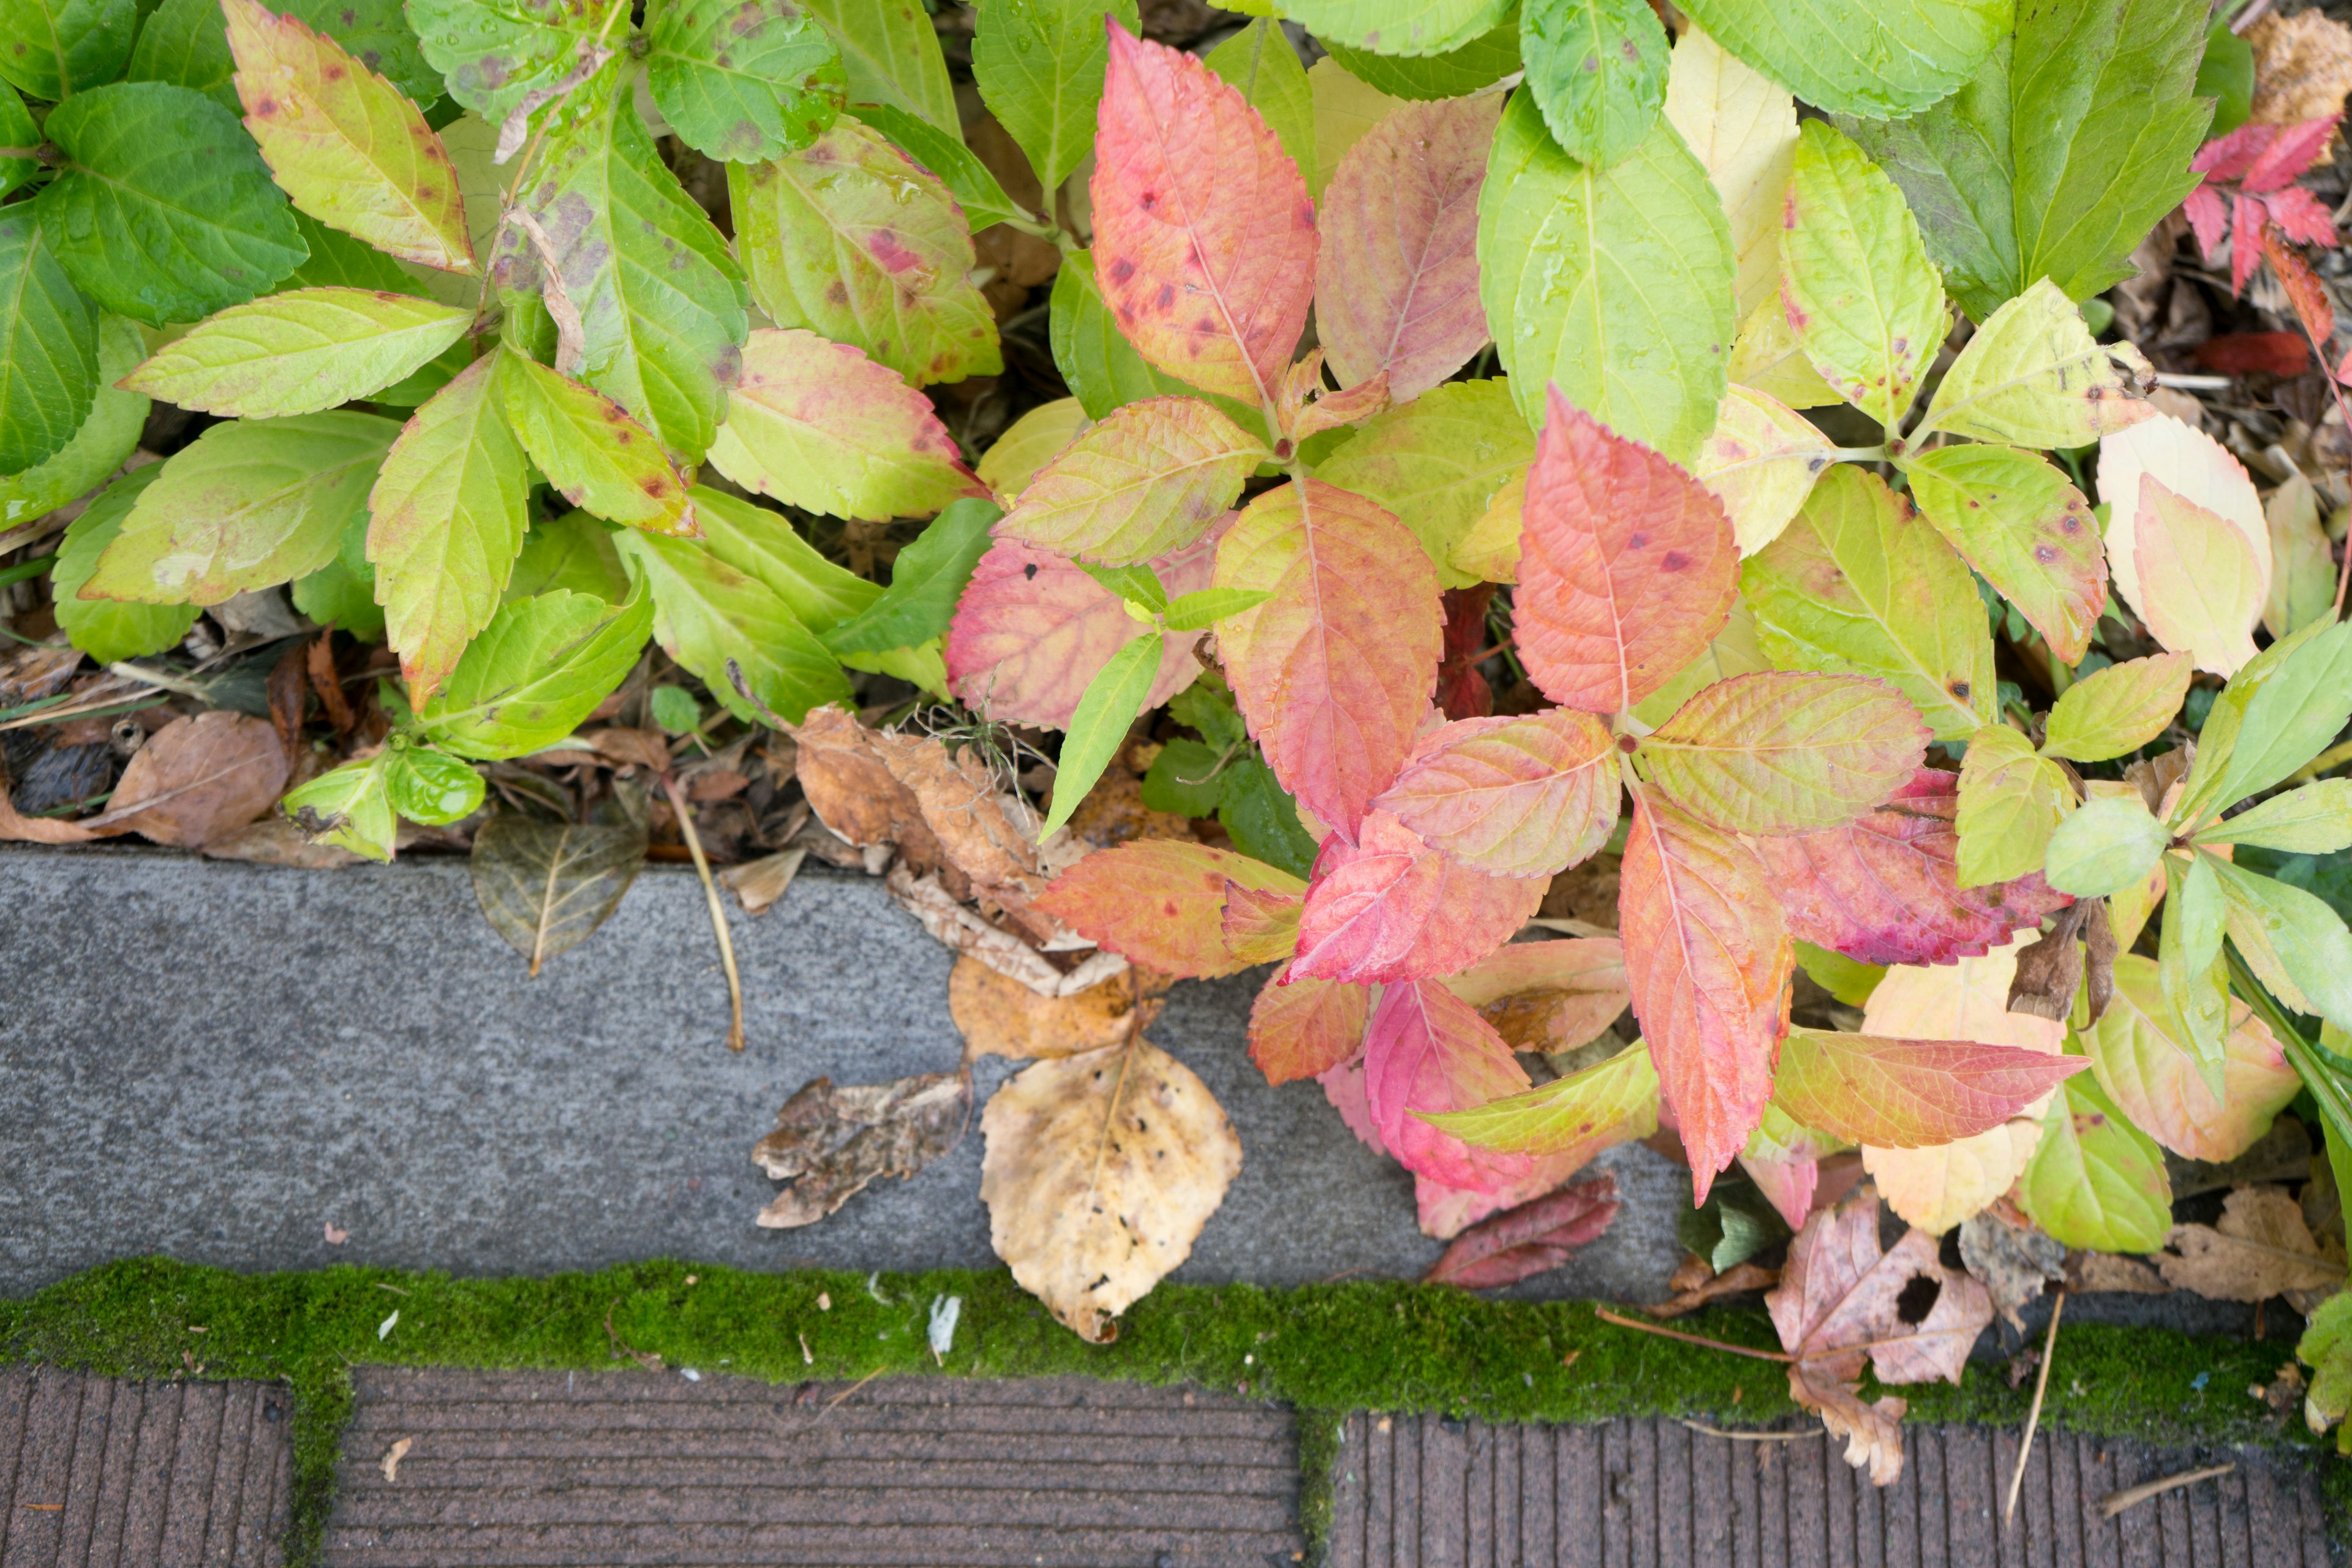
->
xmin=753 ymin=1071 xmax=973 ymax=1229
xmin=469 ymin=817 xmax=648 ymax=976
xmin=96 ymin=712 xmax=290 ymax=848
xmin=718 ymin=846 xmax=807 ymax=916
xmin=1957 ymin=1203 xmax=2066 ymax=1332
xmin=2005 ymin=895 xmax=2117 ymax=1023
xmin=1766 ymin=1189 xmax=1996 ymax=1486
xmin=888 ymin=867 xmax=1129 ymax=999
xmin=787 ymin=706 xmax=929 ymax=850
xmin=1421 ymin=1173 xmax=1621 ymax=1289
xmin=2159 ymin=1185 xmax=2348 ymax=1302
xmin=2246 ymin=10 xmax=2352 ymax=124
xmin=949 ymin=954 xmax=1164 ymax=1061
xmin=1649 ymin=1259 xmax=1781 ymax=1319
xmin=979 ymin=1035 xmax=1242 ymax=1343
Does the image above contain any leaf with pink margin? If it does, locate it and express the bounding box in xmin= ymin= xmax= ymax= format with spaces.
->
xmin=1090 ymin=22 xmax=1314 ymax=410
xmin=1514 ymin=388 xmax=1740 ymax=714
xmin=1368 ymin=708 xmax=1619 ymax=878
xmin=1314 ymin=93 xmax=1498 ymax=404
xmin=1033 ymin=839 xmax=1307 ymax=978
xmin=1636 ymin=671 xmax=1928 ymax=835
xmin=2133 ymin=478 xmax=2265 ymax=676
xmin=945 ymin=530 xmax=1216 ymax=729
xmin=992 ymin=395 xmax=1267 ymax=565
xmin=1364 ymin=978 xmax=1536 ymax=1194
xmin=2083 ymin=952 xmax=2302 ymax=1163
xmin=2097 ymin=414 xmax=2269 ymax=669
xmin=1769 ymin=1028 xmax=2090 ymax=1150
xmin=1750 ymin=767 xmax=2072 ymax=967
xmin=1215 ymin=478 xmax=1442 ymax=837
xmin=1289 ymin=809 xmax=1547 ymax=984
xmin=1618 ymin=788 xmax=1792 ymax=1199
xmin=1692 ymin=385 xmax=1839 ymax=556
xmin=1740 ymin=1150 xmax=1819 ymax=1231
xmin=1248 ymin=962 xmax=1368 ymax=1084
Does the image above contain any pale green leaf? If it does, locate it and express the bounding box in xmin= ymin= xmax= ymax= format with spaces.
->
xmin=1319 ymin=20 xmax=1518 ymax=97
xmin=2168 ymin=618 xmax=2332 ymax=832
xmin=973 ymin=0 xmax=1140 ymax=194
xmin=2016 ymin=1069 xmax=2173 ymax=1253
xmin=803 ymin=0 xmax=956 ymax=133
xmin=494 ymin=350 xmax=694 ymax=535
xmin=282 ymin=753 xmax=397 ymax=860
xmin=415 ymin=584 xmax=654 ymax=759
xmin=977 ymin=398 xmax=1088 ymax=498
xmin=1316 ymin=378 xmax=1534 ymax=589
xmin=1418 ymin=1039 xmax=1660 ymax=1156
xmin=2158 ymin=850 xmax=2228 ymax=1073
xmin=1308 ymin=56 xmax=1403 ymax=202
xmin=385 ymin=745 xmax=486 ymax=824
xmin=133 ymin=0 xmax=442 ymax=105
xmin=0 ymin=312 xmax=142 ymax=524
xmin=1519 ymin=0 xmax=1667 ymax=169
xmin=53 ymin=468 xmax=199 ymax=665
xmin=2206 ymin=620 xmax=2352 ymax=816
xmin=85 ymin=411 xmax=398 ymax=605
xmin=1164 ymin=586 xmax=1274 ymax=631
xmin=1678 ymin=0 xmax=2004 ymax=119
xmin=1051 ymin=248 xmax=1213 ymax=418
xmin=290 ymin=503 xmax=386 ymax=639
xmin=613 ymin=522 xmax=851 ymax=726
xmin=1742 ymin=464 xmax=1996 ymax=740
xmin=851 ymin=103 xmax=1026 ymax=230
xmin=1899 ymin=443 xmax=2105 ymax=666
xmin=1206 ymin=19 xmax=1317 ymax=194
xmin=646 ymin=0 xmax=845 ymax=162
xmin=1042 ymin=630 xmax=1161 ymax=835
xmin=1911 ymin=277 xmax=2152 ymax=448
xmin=1662 ymin=26 xmax=1797 ymax=322
xmin=0 ymin=209 xmax=100 ymax=477
xmin=507 ymin=509 xmax=631 ymax=603
xmin=688 ymin=484 xmax=880 ymax=634
xmin=1953 ymin=723 xmax=2070 ymax=886
xmin=2044 ymin=792 xmax=2167 ymax=898
xmin=2198 ymin=780 xmax=2352 ymax=857
xmin=2041 ymin=652 xmax=2192 ymax=765
xmin=2215 ymin=859 xmax=2352 ymax=1035
xmin=1078 ymin=560 xmax=1169 ymax=610
xmin=123 ymin=290 xmax=474 ymax=418
xmin=0 ymin=0 xmax=135 ymax=100
xmin=2266 ymin=471 xmax=2337 ymax=643
xmin=1281 ymin=0 xmax=1515 ymax=56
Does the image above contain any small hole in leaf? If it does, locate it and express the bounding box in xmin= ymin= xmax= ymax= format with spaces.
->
xmin=1896 ymin=1273 xmax=1942 ymax=1324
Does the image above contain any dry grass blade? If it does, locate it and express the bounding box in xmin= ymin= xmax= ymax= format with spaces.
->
xmin=663 ymin=773 xmax=744 ymax=1051
xmin=1678 ymin=1420 xmax=1820 ymax=1442
xmin=2005 ymin=1286 xmax=2064 ymax=1525
xmin=1594 ymin=1306 xmax=1793 ymax=1362
xmin=2100 ymin=1461 xmax=2235 ymax=1520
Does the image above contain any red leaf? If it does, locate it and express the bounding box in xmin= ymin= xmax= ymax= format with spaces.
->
xmin=2231 ymin=188 xmax=2266 ymax=295
xmin=2243 ymin=114 xmax=2341 ymax=194
xmin=2195 ymin=123 xmax=2274 ymax=182
xmin=1289 ymin=809 xmax=1547 ymax=983
xmin=1514 ymin=388 xmax=1739 ymax=715
xmin=1034 ymin=839 xmax=1307 ymax=978
xmin=1363 ymin=977 xmax=1535 ymax=1192
xmin=2261 ymin=227 xmax=2334 ymax=343
xmin=1751 ymin=767 xmax=2071 ymax=967
xmin=1421 ymin=1173 xmax=1621 ymax=1288
xmin=1314 ymin=94 xmax=1498 ymax=402
xmin=1248 ymin=963 xmax=1368 ymax=1084
xmin=2184 ymin=184 xmax=2230 ymax=260
xmin=944 ymin=531 xmax=1215 ymax=728
xmin=1618 ymin=789 xmax=1791 ymax=1198
xmin=2261 ymin=186 xmax=2340 ymax=248
xmin=2193 ymin=331 xmax=2310 ymax=376
xmin=1368 ymin=707 xmax=1619 ymax=877
xmin=1215 ymin=478 xmax=1443 ymax=836
xmin=1090 ymin=21 xmax=1315 ymax=410
xmin=1438 ymin=583 xmax=1496 ymax=722
xmin=1769 ymin=1028 xmax=2091 ymax=1148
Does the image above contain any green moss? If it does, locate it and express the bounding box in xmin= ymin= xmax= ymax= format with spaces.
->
xmin=0 ymin=1258 xmax=2334 ymax=1566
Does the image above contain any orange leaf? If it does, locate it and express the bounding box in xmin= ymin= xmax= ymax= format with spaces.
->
xmin=1222 ymin=878 xmax=1303 ymax=965
xmin=1769 ymin=1029 xmax=2089 ymax=1149
xmin=1515 ymin=388 xmax=1740 ymax=714
xmin=1369 ymin=708 xmax=1619 ymax=877
xmin=1365 ymin=977 xmax=1535 ymax=1193
xmin=1033 ymin=839 xmax=1306 ymax=978
xmin=1289 ymin=809 xmax=1547 ymax=984
xmin=1248 ymin=963 xmax=1368 ymax=1084
xmin=1618 ymin=788 xmax=1791 ymax=1196
xmin=1090 ymin=21 xmax=1315 ymax=412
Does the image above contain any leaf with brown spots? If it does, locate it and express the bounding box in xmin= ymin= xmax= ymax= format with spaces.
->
xmin=644 ymin=0 xmax=845 ymax=164
xmin=1901 ymin=445 xmax=2106 ymax=666
xmin=494 ymin=351 xmax=695 ymax=537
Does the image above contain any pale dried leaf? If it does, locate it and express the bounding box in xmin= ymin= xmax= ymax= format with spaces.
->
xmin=888 ymin=867 xmax=1129 ymax=998
xmin=2066 ymin=1250 xmax=2171 ymax=1294
xmin=753 ymin=1071 xmax=972 ymax=1228
xmin=1958 ymin=1205 xmax=2066 ymax=1332
xmin=2158 ymin=1184 xmax=2348 ymax=1301
xmin=2248 ymin=10 xmax=2352 ymax=124
xmin=470 ymin=817 xmax=647 ymax=975
xmin=718 ymin=846 xmax=807 ymax=915
xmin=1649 ymin=1259 xmax=1779 ymax=1319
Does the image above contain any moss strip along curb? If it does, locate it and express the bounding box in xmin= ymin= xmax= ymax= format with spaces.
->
xmin=1 ymin=1258 xmax=2339 ymax=1565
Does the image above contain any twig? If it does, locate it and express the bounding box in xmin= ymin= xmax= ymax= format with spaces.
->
xmin=1594 ymin=1307 xmax=1792 ymax=1362
xmin=813 ymin=1368 xmax=883 ymax=1422
xmin=2100 ymin=1461 xmax=2235 ymax=1519
xmin=662 ymin=773 xmax=745 ymax=1052
xmin=1678 ymin=1420 xmax=1818 ymax=1442
xmin=2005 ymin=1286 xmax=2065 ymax=1526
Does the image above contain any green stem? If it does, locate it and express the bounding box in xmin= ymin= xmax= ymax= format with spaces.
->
xmin=0 ymin=552 xmax=56 ymax=589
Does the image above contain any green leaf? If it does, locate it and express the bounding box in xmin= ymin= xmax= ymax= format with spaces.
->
xmin=2016 ymin=1068 xmax=2173 ymax=1253
xmin=2215 ymin=859 xmax=2352 ymax=1035
xmin=1678 ymin=0 xmax=2002 ymax=119
xmin=2044 ymin=791 xmax=2167 ymax=898
xmin=1043 ymin=631 xmax=1161 ymax=836
xmin=1051 ymin=249 xmax=1211 ymax=419
xmin=1140 ymin=736 xmax=1230 ymax=817
xmin=469 ymin=815 xmax=647 ymax=973
xmin=2205 ymin=620 xmax=2352 ymax=817
xmin=2198 ymin=780 xmax=2352 ymax=857
xmin=850 ymin=104 xmax=1025 ymax=230
xmin=507 ymin=509 xmax=630 ymax=603
xmin=290 ymin=502 xmax=386 ymax=640
xmin=821 ymin=496 xmax=1000 ymax=657
xmin=367 ymin=355 xmax=531 ymax=700
xmin=494 ymin=351 xmax=693 ymax=535
xmin=499 ymin=74 xmax=749 ymax=460
xmin=2040 ymin=650 xmax=2192 ymax=764
xmin=2196 ymin=15 xmax=2253 ymax=140
xmin=0 ymin=0 xmax=135 ymax=100
xmin=1518 ymin=0 xmax=1667 ymax=169
xmin=1793 ymin=940 xmax=1885 ymax=1008
xmin=687 ymin=484 xmax=881 ymax=635
xmin=1279 ymin=0 xmax=1516 ymax=56
xmin=1315 ymin=378 xmax=1535 ymax=589
xmin=1420 ymin=1039 xmax=1660 ymax=1153
xmin=1205 ymin=18 xmax=1316 ymax=194
xmin=53 ymin=468 xmax=199 ymax=664
xmin=1840 ymin=0 xmax=2209 ymax=323
xmin=385 ymin=744 xmax=486 ymax=824
xmin=973 ymin=0 xmax=1140 ymax=195
xmin=122 ymin=289 xmax=474 ymax=417
xmin=1170 ymin=676 xmax=1248 ymax=752
xmin=802 ymin=0 xmax=956 ymax=133
xmin=2301 ymin=1293 xmax=2352 ymax=1456
xmin=1079 ymin=560 xmax=1170 ymax=612
xmin=407 ymin=0 xmax=620 ymax=134
xmin=134 ymin=0 xmax=442 ymax=105
xmin=1218 ymin=753 xmax=1319 ymax=877
xmin=2160 ymin=850 xmax=2229 ymax=1072
xmin=1319 ymin=18 xmax=1518 ymax=99
xmin=728 ymin=119 xmax=998 ymax=387
xmin=644 ymin=0 xmax=845 ymax=163
xmin=0 ymin=208 xmax=100 ymax=477
xmin=1953 ymin=722 xmax=2070 ymax=885
xmin=1778 ymin=121 xmax=1946 ymax=435
xmin=415 ymin=584 xmax=654 ymax=759
xmin=282 ymin=753 xmax=398 ymax=860
xmin=0 ymin=311 xmax=143 ymax=524
xmin=1743 ymin=465 xmax=1996 ymax=741
xmin=1482 ymin=90 xmax=1733 ymax=463
xmin=0 ymin=86 xmax=39 ymax=200
xmin=2169 ymin=616 xmax=2334 ymax=832
xmin=612 ymin=500 xmax=850 ymax=726
xmin=1164 ymin=586 xmax=1273 ymax=631
xmin=1900 ymin=443 xmax=2105 ymax=668
xmin=37 ymin=81 xmax=306 ymax=328
xmin=284 ymin=213 xmax=421 ymax=293
xmin=85 ymin=411 xmax=398 ymax=605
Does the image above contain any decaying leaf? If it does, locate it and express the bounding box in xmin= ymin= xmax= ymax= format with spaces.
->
xmin=1650 ymin=1257 xmax=1780 ymax=1319
xmin=2067 ymin=1250 xmax=2171 ymax=1294
xmin=787 ymin=706 xmax=927 ymax=850
xmin=2158 ymin=1185 xmax=2348 ymax=1302
xmin=718 ymin=846 xmax=807 ymax=916
xmin=950 ymin=954 xmax=1164 ymax=1061
xmin=470 ymin=817 xmax=647 ymax=975
xmin=1421 ymin=1174 xmax=1621 ymax=1289
xmin=888 ymin=866 xmax=1129 ymax=998
xmin=1442 ymin=938 xmax=1630 ymax=1055
xmin=1767 ymin=1189 xmax=1996 ymax=1486
xmin=200 ymin=815 xmax=366 ymax=869
xmin=2247 ymin=10 xmax=2352 ymax=124
xmin=869 ymin=728 xmax=1049 ymax=914
xmin=96 ymin=712 xmax=290 ymax=848
xmin=2005 ymin=896 xmax=2117 ymax=1023
xmin=1958 ymin=1202 xmax=2066 ymax=1332
xmin=979 ymin=1035 xmax=1242 ymax=1342
xmin=754 ymin=1071 xmax=973 ymax=1229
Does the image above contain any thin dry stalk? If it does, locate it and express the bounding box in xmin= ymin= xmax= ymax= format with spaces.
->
xmin=2005 ymin=1286 xmax=2065 ymax=1525
xmin=662 ymin=772 xmax=745 ymax=1052
xmin=2100 ymin=1462 xmax=2235 ymax=1519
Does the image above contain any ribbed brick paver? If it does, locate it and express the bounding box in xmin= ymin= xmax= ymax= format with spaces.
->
xmin=1327 ymin=1412 xmax=2334 ymax=1568
xmin=325 ymin=1368 xmax=1307 ymax=1567
xmin=0 ymin=1367 xmax=290 ymax=1567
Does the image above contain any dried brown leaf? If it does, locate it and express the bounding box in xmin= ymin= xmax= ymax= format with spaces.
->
xmin=2005 ymin=899 xmax=2112 ymax=1023
xmin=788 ymin=707 xmax=927 ymax=850
xmin=585 ymin=727 xmax=673 ymax=772
xmin=1422 ymin=1174 xmax=1621 ymax=1289
xmin=2159 ymin=1184 xmax=2348 ymax=1300
xmin=1649 ymin=1259 xmax=1781 ymax=1319
xmin=1958 ymin=1204 xmax=2067 ymax=1332
xmin=889 ymin=866 xmax=1129 ymax=997
xmin=753 ymin=1071 xmax=973 ymax=1229
xmin=869 ymin=730 xmax=1046 ymax=904
xmin=96 ymin=712 xmax=288 ymax=847
xmin=2065 ymin=1250 xmax=2172 ymax=1294
xmin=0 ymin=643 xmax=83 ymax=706
xmin=267 ymin=641 xmax=308 ymax=764
xmin=950 ymin=954 xmax=1165 ymax=1061
xmin=200 ymin=815 xmax=366 ymax=869
xmin=2248 ymin=10 xmax=2352 ymax=124
xmin=718 ymin=846 xmax=807 ymax=915
xmin=307 ymin=633 xmax=356 ymax=734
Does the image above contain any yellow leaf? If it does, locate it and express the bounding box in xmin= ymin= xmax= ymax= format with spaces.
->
xmin=1663 ymin=26 xmax=1798 ymax=320
xmin=1447 ymin=464 xmax=1526 ymax=584
xmin=1308 ymin=56 xmax=1401 ymax=205
xmin=2264 ymin=469 xmax=2337 ymax=640
xmin=977 ymin=398 xmax=1088 ymax=500
xmin=1728 ymin=295 xmax=1840 ymax=408
xmin=1692 ymin=385 xmax=1838 ymax=555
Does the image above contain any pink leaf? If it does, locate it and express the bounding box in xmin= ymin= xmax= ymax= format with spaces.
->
xmin=2261 ymin=186 xmax=2340 ymax=248
xmin=1289 ymin=809 xmax=1546 ymax=984
xmin=1215 ymin=478 xmax=1442 ymax=836
xmin=1514 ymin=388 xmax=1740 ymax=715
xmin=1314 ymin=94 xmax=1498 ymax=403
xmin=1364 ymin=977 xmax=1536 ymax=1193
xmin=1740 ymin=1152 xmax=1820 ymax=1231
xmin=1319 ymin=1054 xmax=1387 ymax=1156
xmin=944 ymin=531 xmax=1215 ymax=728
xmin=1618 ymin=789 xmax=1791 ymax=1200
xmin=2194 ymin=123 xmax=2274 ymax=181
xmin=1248 ymin=963 xmax=1369 ymax=1084
xmin=2231 ymin=187 xmax=2266 ymax=295
xmin=2243 ymin=115 xmax=2341 ymax=192
xmin=1769 ymin=1028 xmax=2091 ymax=1148
xmin=2184 ymin=184 xmax=2230 ymax=260
xmin=1751 ymin=767 xmax=2072 ymax=966
xmin=1415 ymin=1153 xmax=1611 ymax=1240
xmin=1368 ymin=707 xmax=1619 ymax=877
xmin=1420 ymin=1174 xmax=1621 ymax=1287
xmin=1090 ymin=21 xmax=1315 ymax=411
xmin=1033 ymin=839 xmax=1307 ymax=978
